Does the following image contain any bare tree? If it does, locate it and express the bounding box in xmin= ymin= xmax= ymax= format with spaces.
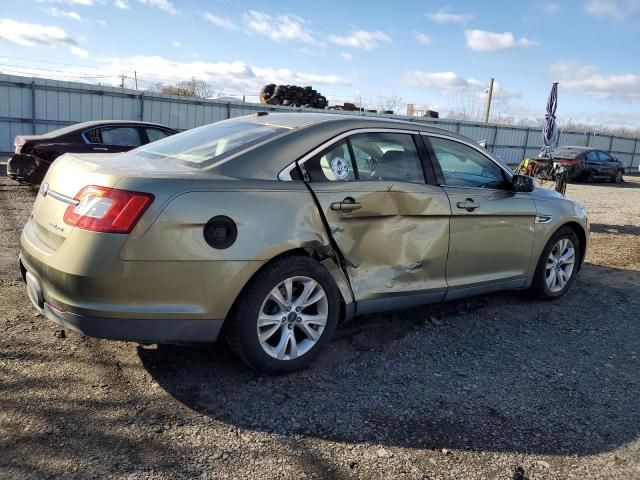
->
xmin=150 ymin=77 xmax=215 ymax=98
xmin=373 ymin=95 xmax=403 ymax=113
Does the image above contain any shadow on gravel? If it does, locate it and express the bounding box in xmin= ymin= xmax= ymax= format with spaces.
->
xmin=590 ymin=223 xmax=640 ymax=236
xmin=577 ymin=179 xmax=640 ymax=188
xmin=139 ymin=263 xmax=640 ymax=456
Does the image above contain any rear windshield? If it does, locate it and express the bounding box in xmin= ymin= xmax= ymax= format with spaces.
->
xmin=552 ymin=147 xmax=584 ymax=159
xmin=133 ymin=120 xmax=286 ymax=167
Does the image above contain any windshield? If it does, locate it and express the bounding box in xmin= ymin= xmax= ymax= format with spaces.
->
xmin=134 ymin=120 xmax=287 ymax=167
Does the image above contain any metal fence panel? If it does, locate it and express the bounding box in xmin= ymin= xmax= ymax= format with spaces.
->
xmin=1 ymin=74 xmax=638 ymax=169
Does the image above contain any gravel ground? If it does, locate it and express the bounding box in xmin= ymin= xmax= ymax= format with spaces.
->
xmin=1 ymin=166 xmax=639 ymax=480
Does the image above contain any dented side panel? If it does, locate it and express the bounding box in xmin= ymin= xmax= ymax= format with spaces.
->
xmin=308 ymin=181 xmax=451 ymax=301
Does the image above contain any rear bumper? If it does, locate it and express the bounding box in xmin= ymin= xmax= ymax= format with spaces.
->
xmin=43 ymin=303 xmax=223 ymax=344
xmin=20 ymin=253 xmax=224 ymax=344
xmin=7 ymin=153 xmax=49 ymax=183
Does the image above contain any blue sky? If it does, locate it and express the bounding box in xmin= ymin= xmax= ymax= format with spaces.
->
xmin=0 ymin=0 xmax=639 ymax=127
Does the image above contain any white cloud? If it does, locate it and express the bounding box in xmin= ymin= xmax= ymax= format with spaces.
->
xmin=69 ymin=45 xmax=88 ymax=58
xmin=585 ymin=0 xmax=623 ymax=20
xmin=427 ymin=8 xmax=473 ymax=24
xmin=540 ymin=2 xmax=561 ymax=14
xmin=243 ymin=10 xmax=314 ymax=43
xmin=0 ymin=18 xmax=77 ymax=47
xmin=204 ymin=13 xmax=237 ymax=30
xmin=4 ymin=55 xmax=351 ymax=93
xmin=340 ymin=52 xmax=352 ymax=61
xmin=404 ymin=70 xmax=520 ymax=102
xmin=39 ymin=0 xmax=94 ymax=5
xmin=328 ymin=30 xmax=391 ymax=50
xmin=97 ymin=19 xmax=107 ymax=27
xmin=550 ymin=61 xmax=640 ymax=101
xmin=413 ymin=32 xmax=432 ymax=45
xmin=137 ymin=0 xmax=177 ymax=15
xmin=465 ymin=29 xmax=538 ymax=51
xmin=45 ymin=7 xmax=83 ymax=21
xmin=171 ymin=40 xmax=181 ymax=47
xmin=114 ymin=0 xmax=129 ymax=9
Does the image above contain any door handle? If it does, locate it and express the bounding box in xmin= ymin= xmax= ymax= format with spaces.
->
xmin=456 ymin=198 xmax=480 ymax=212
xmin=330 ymin=197 xmax=362 ymax=213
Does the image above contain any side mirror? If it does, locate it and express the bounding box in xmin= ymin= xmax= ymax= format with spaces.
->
xmin=512 ymin=174 xmax=534 ymax=193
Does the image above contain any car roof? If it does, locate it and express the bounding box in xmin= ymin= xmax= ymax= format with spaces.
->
xmin=214 ymin=112 xmax=491 ymax=180
xmin=240 ymin=111 xmax=473 ymax=141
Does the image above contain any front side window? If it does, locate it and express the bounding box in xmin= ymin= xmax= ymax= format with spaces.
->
xmin=428 ymin=136 xmax=507 ymax=189
xmin=100 ymin=127 xmax=142 ymax=147
xmin=586 ymin=151 xmax=600 ymax=162
xmin=134 ymin=120 xmax=286 ymax=167
xmin=597 ymin=151 xmax=612 ymax=162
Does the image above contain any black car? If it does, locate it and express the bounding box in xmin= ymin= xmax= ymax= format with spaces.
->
xmin=7 ymin=120 xmax=177 ymax=184
xmin=552 ymin=146 xmax=626 ymax=183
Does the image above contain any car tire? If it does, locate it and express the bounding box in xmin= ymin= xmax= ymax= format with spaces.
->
xmin=614 ymin=170 xmax=623 ymax=183
xmin=226 ymin=255 xmax=340 ymax=374
xmin=530 ymin=226 xmax=581 ymax=300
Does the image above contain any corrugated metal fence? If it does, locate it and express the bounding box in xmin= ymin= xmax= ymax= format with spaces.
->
xmin=1 ymin=73 xmax=639 ymax=167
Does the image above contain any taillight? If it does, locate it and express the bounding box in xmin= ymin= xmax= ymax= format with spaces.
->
xmin=558 ymin=160 xmax=578 ymax=166
xmin=63 ymin=185 xmax=154 ymax=234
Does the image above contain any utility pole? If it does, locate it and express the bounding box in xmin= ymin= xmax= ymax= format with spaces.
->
xmin=483 ymin=77 xmax=494 ymax=124
xmin=120 ymin=74 xmax=126 ymax=89
xmin=134 ymin=71 xmax=138 ymax=92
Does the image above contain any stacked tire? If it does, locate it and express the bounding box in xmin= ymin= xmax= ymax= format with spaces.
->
xmin=259 ymin=84 xmax=328 ymax=109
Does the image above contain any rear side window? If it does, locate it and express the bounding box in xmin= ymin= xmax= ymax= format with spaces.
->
xmin=101 ymin=127 xmax=142 ymax=147
xmin=305 ymin=140 xmax=356 ymax=182
xmin=303 ymin=132 xmax=424 ymax=183
xmin=349 ymin=132 xmax=423 ymax=183
xmin=84 ymin=128 xmax=101 ymax=144
xmin=146 ymin=128 xmax=172 ymax=143
xmin=586 ymin=151 xmax=599 ymax=162
xmin=135 ymin=120 xmax=286 ymax=167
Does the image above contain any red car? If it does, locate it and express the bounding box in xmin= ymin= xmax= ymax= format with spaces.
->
xmin=7 ymin=120 xmax=177 ymax=184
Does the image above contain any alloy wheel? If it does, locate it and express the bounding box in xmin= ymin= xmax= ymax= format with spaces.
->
xmin=257 ymin=276 xmax=328 ymax=361
xmin=545 ymin=238 xmax=576 ymax=293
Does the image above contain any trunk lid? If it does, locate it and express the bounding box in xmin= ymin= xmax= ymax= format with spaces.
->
xmin=28 ymin=151 xmax=215 ymax=251
xmin=29 ymin=153 xmax=124 ymax=248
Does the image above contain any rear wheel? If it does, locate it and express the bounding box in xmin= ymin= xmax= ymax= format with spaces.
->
xmin=226 ymin=256 xmax=340 ymax=374
xmin=530 ymin=227 xmax=581 ymax=300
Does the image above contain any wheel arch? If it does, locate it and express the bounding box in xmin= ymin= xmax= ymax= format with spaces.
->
xmin=558 ymin=221 xmax=587 ymax=270
xmin=221 ymin=248 xmax=354 ymax=334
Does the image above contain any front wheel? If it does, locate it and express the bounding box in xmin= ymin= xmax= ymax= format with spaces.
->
xmin=226 ymin=256 xmax=340 ymax=374
xmin=613 ymin=170 xmax=623 ymax=183
xmin=530 ymin=227 xmax=581 ymax=300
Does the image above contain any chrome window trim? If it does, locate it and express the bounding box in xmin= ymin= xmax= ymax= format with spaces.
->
xmin=420 ymin=131 xmax=514 ymax=182
xmin=277 ymin=128 xmax=420 ymax=181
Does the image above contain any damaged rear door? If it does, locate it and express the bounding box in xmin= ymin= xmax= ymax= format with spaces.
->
xmin=300 ymin=130 xmax=451 ymax=311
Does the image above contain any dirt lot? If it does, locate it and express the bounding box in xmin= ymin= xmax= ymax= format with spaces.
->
xmin=1 ymin=168 xmax=639 ymax=480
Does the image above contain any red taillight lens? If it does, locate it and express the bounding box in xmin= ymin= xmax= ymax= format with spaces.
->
xmin=63 ymin=186 xmax=154 ymax=234
xmin=558 ymin=160 xmax=578 ymax=166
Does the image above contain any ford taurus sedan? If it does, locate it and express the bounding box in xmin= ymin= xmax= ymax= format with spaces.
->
xmin=8 ymin=120 xmax=177 ymax=184
xmin=19 ymin=113 xmax=589 ymax=373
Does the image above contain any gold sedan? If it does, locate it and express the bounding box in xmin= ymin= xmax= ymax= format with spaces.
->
xmin=19 ymin=113 xmax=589 ymax=373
